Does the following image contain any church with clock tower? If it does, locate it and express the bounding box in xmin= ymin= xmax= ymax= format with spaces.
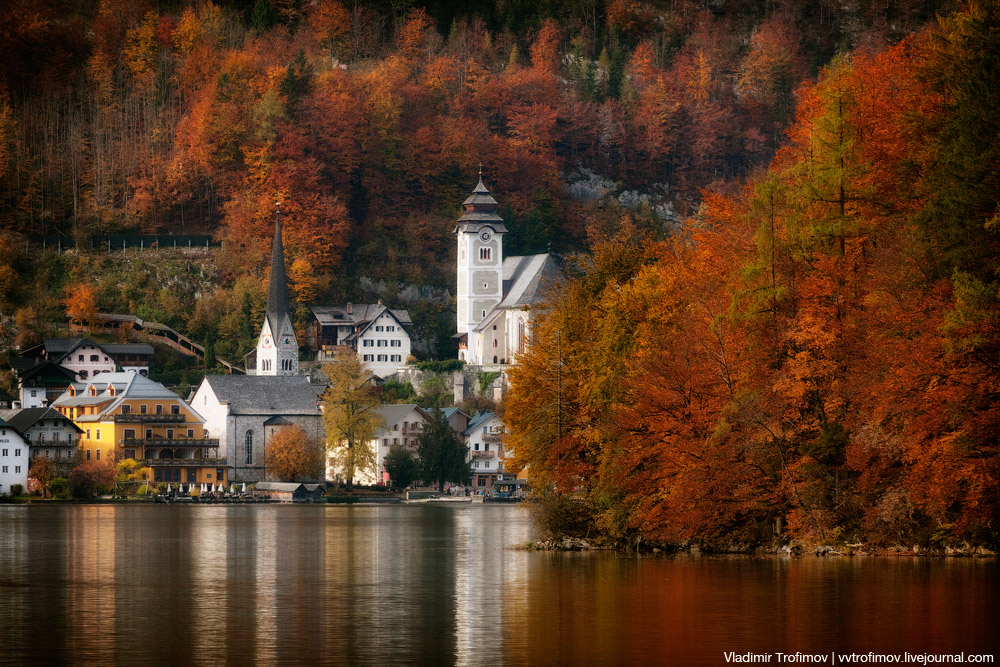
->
xmin=454 ymin=174 xmax=559 ymax=366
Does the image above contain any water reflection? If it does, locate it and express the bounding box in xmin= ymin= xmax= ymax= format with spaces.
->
xmin=0 ymin=506 xmax=996 ymax=667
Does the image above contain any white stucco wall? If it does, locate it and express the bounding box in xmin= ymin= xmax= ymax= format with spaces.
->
xmin=357 ymin=312 xmax=412 ymax=378
xmin=0 ymin=428 xmax=29 ymax=495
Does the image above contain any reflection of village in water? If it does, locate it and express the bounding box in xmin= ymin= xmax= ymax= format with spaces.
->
xmin=1 ymin=504 xmax=997 ymax=665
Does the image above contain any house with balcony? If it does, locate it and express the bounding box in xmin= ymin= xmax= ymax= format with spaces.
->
xmin=50 ymin=372 xmax=225 ymax=485
xmin=327 ymin=403 xmax=430 ymax=486
xmin=463 ymin=412 xmax=506 ymax=490
xmin=0 ymin=407 xmax=82 ymax=474
xmin=15 ymin=337 xmax=154 ymax=382
xmin=309 ymin=303 xmax=414 ymax=379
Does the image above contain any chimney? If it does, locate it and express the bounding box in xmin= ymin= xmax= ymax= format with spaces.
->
xmin=346 ymin=302 xmax=353 ymax=315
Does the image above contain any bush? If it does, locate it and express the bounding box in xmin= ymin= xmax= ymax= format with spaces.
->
xmin=49 ymin=477 xmax=69 ymax=499
xmin=68 ymin=461 xmax=116 ymax=499
xmin=414 ymin=359 xmax=464 ymax=373
xmin=9 ymin=484 xmax=24 ymax=498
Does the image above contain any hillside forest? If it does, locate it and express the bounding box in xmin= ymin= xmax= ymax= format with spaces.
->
xmin=0 ymin=0 xmax=955 ymax=362
xmin=1 ymin=0 xmax=996 ymax=546
xmin=505 ymin=2 xmax=1000 ymax=549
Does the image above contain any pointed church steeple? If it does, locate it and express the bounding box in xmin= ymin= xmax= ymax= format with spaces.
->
xmin=256 ymin=203 xmax=298 ymax=376
xmin=266 ymin=203 xmax=291 ymax=335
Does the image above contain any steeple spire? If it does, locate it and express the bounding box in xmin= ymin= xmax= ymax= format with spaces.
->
xmin=256 ymin=202 xmax=299 ymax=376
xmin=266 ymin=202 xmax=291 ymax=326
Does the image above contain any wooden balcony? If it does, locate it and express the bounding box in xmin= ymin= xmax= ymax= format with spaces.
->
xmin=121 ymin=437 xmax=220 ymax=447
xmin=482 ymin=430 xmax=504 ymax=442
xmin=140 ymin=458 xmax=227 ymax=467
xmin=115 ymin=413 xmax=185 ymax=424
xmin=471 ymin=450 xmax=495 ymax=459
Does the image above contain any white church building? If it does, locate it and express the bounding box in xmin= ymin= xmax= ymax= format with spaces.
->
xmin=454 ymin=176 xmax=559 ymax=365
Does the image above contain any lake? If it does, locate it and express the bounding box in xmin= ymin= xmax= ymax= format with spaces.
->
xmin=0 ymin=504 xmax=996 ymax=666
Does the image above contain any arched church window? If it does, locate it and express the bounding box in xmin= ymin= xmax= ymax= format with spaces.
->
xmin=245 ymin=431 xmax=254 ymax=465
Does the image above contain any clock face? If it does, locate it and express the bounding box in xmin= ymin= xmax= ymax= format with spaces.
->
xmin=262 ymin=335 xmax=272 ymax=349
xmin=480 ymin=229 xmax=493 ymax=242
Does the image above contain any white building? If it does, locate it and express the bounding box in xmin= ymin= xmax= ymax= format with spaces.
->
xmin=463 ymin=412 xmax=507 ymax=490
xmin=310 ymin=304 xmax=414 ymax=379
xmin=454 ymin=176 xmax=560 ymax=365
xmin=327 ymin=403 xmax=429 ymax=486
xmin=191 ymin=375 xmax=323 ymax=483
xmin=0 ymin=417 xmax=30 ymax=496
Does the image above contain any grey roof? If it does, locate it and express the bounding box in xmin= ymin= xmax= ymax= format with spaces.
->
xmin=376 ymin=404 xmax=428 ymax=428
xmin=0 ymin=407 xmax=83 ymax=435
xmin=202 ymin=375 xmax=320 ymax=416
xmin=263 ymin=415 xmax=294 ymax=426
xmin=472 ymin=253 xmax=560 ymax=333
xmin=266 ymin=207 xmax=292 ymax=337
xmin=311 ymin=304 xmax=413 ymax=328
xmin=38 ymin=337 xmax=153 ymax=361
xmin=255 ymin=482 xmax=307 ymax=492
xmin=101 ymin=343 xmax=154 ymax=356
xmin=455 ymin=177 xmax=509 ymax=231
xmin=464 ymin=411 xmax=497 ymax=436
xmin=50 ymin=372 xmax=185 ymax=420
xmin=43 ymin=337 xmax=82 ymax=354
xmin=500 ymin=253 xmax=559 ymax=308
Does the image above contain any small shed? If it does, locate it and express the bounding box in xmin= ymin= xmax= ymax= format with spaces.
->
xmin=255 ymin=481 xmax=326 ymax=502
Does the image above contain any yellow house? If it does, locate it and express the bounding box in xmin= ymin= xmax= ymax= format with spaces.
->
xmin=51 ymin=372 xmax=226 ymax=485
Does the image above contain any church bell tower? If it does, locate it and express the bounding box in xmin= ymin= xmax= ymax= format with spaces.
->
xmin=455 ymin=171 xmax=508 ymax=335
xmin=256 ymin=203 xmax=299 ymax=376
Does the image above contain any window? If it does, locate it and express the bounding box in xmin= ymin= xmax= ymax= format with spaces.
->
xmin=171 ymin=404 xmax=180 ymax=415
xmin=391 ymin=355 xmax=401 ymax=362
xmin=1 ymin=448 xmax=6 ymax=456
xmin=377 ymin=355 xmax=387 ymax=362
xmin=86 ymin=429 xmax=91 ymax=440
xmin=245 ymin=431 xmax=253 ymax=465
xmin=166 ymin=429 xmax=174 ymax=439
xmin=391 ymin=340 xmax=401 ymax=347
xmin=393 ymin=438 xmax=398 ymax=446
xmin=474 ymin=443 xmax=479 ymax=451
xmin=124 ymin=429 xmax=135 ymax=440
xmin=480 ymin=247 xmax=491 ymax=261
xmin=484 ymin=461 xmax=489 ymax=468
xmin=187 ymin=429 xmax=194 ymax=438
xmin=121 ymin=404 xmax=130 ymax=414
xmin=123 ymin=449 xmax=135 ymax=459
xmin=386 ymin=325 xmax=395 ymax=332
xmin=95 ymin=430 xmax=100 ymax=440
xmin=363 ymin=339 xmax=373 ymax=347
xmin=375 ymin=325 xmax=383 ymax=332
xmin=155 ymin=404 xmax=163 ymax=415
xmin=485 ymin=443 xmax=490 ymax=451
xmin=79 ymin=370 xmax=88 ymax=379
xmin=140 ymin=404 xmax=147 ymax=414
xmin=90 ymin=354 xmax=99 ymax=362
xmin=86 ymin=450 xmax=91 ymax=461
xmin=45 ymin=450 xmax=50 ymax=458
xmin=78 ymin=354 xmax=84 ymax=362
xmin=377 ymin=340 xmax=386 ymax=347
xmin=30 ymin=390 xmax=37 ymax=398
xmin=96 ymin=450 xmax=100 ymax=461
xmin=1 ymin=466 xmax=6 ymax=474
xmin=145 ymin=429 xmax=152 ymax=439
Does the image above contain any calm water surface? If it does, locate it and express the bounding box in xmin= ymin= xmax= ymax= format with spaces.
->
xmin=0 ymin=504 xmax=996 ymax=666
